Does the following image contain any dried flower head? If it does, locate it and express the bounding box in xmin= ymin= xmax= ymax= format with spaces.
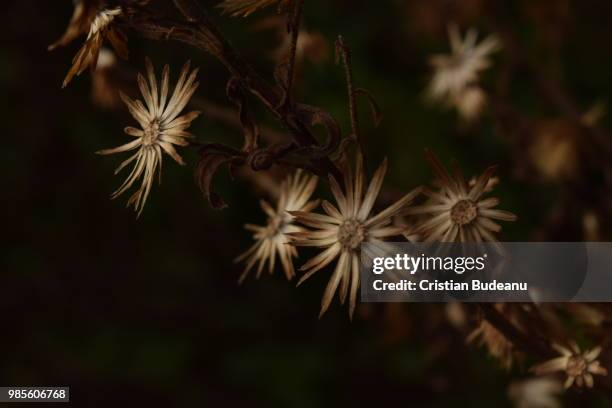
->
xmin=291 ymin=155 xmax=421 ymax=318
xmin=62 ymin=7 xmax=128 ymax=88
xmin=217 ymin=0 xmax=290 ymax=17
xmin=49 ymin=0 xmax=103 ymax=51
xmin=528 ymin=119 xmax=580 ymax=182
xmin=236 ymin=170 xmax=319 ymax=282
xmin=406 ymin=152 xmax=516 ymax=245
xmin=428 ymin=25 xmax=500 ymax=119
xmin=97 ymin=59 xmax=200 ymax=216
xmin=531 ymin=343 xmax=608 ymax=388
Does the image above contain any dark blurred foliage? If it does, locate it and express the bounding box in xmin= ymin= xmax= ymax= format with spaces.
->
xmin=1 ymin=0 xmax=611 ymax=406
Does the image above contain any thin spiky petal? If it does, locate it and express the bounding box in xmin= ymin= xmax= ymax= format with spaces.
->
xmin=98 ymin=60 xmax=200 ymax=215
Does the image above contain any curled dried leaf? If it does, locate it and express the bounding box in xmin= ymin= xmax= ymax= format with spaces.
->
xmin=226 ymin=77 xmax=260 ymax=152
xmin=195 ymin=144 xmax=245 ymax=209
xmin=294 ymin=103 xmax=342 ymax=159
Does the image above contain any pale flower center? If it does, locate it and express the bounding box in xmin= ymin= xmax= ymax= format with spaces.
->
xmin=143 ymin=120 xmax=160 ymax=146
xmin=451 ymin=199 xmax=478 ymax=225
xmin=338 ymin=219 xmax=365 ymax=250
xmin=566 ymin=355 xmax=588 ymax=377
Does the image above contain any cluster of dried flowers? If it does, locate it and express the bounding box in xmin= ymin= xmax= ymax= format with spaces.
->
xmin=51 ymin=0 xmax=609 ymax=399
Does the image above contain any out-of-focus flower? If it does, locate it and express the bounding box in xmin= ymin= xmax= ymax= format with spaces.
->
xmin=251 ymin=16 xmax=330 ymax=69
xmin=405 ymin=152 xmax=516 ymax=244
xmin=566 ymin=303 xmax=605 ymax=327
xmin=581 ymin=102 xmax=606 ymax=127
xmin=427 ymin=25 xmax=500 ymax=120
xmin=91 ymin=48 xmax=122 ymax=109
xmin=62 ymin=7 xmax=128 ymax=88
xmin=468 ymin=318 xmax=515 ymax=369
xmin=508 ymin=377 xmax=563 ymax=408
xmin=528 ymin=120 xmax=580 ymax=182
xmin=275 ymin=29 xmax=329 ymax=65
xmin=454 ymin=85 xmax=487 ymax=121
xmin=217 ymin=0 xmax=290 ymax=17
xmin=445 ymin=302 xmax=467 ymax=328
xmin=291 ymin=154 xmax=422 ymax=318
xmin=531 ymin=343 xmax=608 ymax=388
xmin=48 ymin=0 xmax=102 ymax=51
xmin=236 ymin=170 xmax=319 ymax=282
xmin=97 ymin=59 xmax=200 ymax=216
xmin=582 ymin=211 xmax=600 ymax=241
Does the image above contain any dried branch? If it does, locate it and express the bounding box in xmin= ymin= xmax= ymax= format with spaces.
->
xmin=335 ymin=36 xmax=360 ymax=142
xmin=123 ymin=0 xmax=344 ymax=187
xmin=278 ymin=0 xmax=305 ymax=109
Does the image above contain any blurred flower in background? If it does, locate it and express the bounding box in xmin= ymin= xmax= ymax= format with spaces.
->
xmin=508 ymin=377 xmax=563 ymax=408
xmin=91 ymin=48 xmax=123 ymax=109
xmin=427 ymin=24 xmax=500 ymax=121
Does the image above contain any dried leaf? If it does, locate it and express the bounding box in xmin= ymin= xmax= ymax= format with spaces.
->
xmin=355 ymin=88 xmax=383 ymax=127
xmin=195 ymin=144 xmax=245 ymax=209
xmin=226 ymin=77 xmax=260 ymax=152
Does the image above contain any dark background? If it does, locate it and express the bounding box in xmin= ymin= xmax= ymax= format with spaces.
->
xmin=2 ymin=0 xmax=611 ymax=406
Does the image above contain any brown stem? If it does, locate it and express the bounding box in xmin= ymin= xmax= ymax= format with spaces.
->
xmin=335 ymin=35 xmax=368 ymax=176
xmin=128 ymin=0 xmax=343 ymax=182
xmin=191 ymin=97 xmax=287 ymax=144
xmin=280 ymin=0 xmax=305 ymax=108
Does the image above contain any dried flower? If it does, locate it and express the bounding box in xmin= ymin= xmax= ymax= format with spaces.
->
xmin=48 ymin=0 xmax=102 ymax=51
xmin=291 ymin=155 xmax=421 ymax=318
xmin=217 ymin=0 xmax=290 ymax=17
xmin=236 ymin=170 xmax=319 ymax=282
xmin=528 ymin=119 xmax=580 ymax=182
xmin=581 ymin=101 xmax=606 ymax=127
xmin=566 ymin=303 xmax=605 ymax=327
xmin=508 ymin=377 xmax=563 ymax=408
xmin=582 ymin=211 xmax=601 ymax=241
xmin=427 ymin=25 xmax=500 ymax=119
xmin=531 ymin=343 xmax=608 ymax=388
xmin=468 ymin=319 xmax=515 ymax=369
xmin=62 ymin=7 xmax=128 ymax=88
xmin=405 ymin=152 xmax=516 ymax=245
xmin=97 ymin=59 xmax=200 ymax=216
